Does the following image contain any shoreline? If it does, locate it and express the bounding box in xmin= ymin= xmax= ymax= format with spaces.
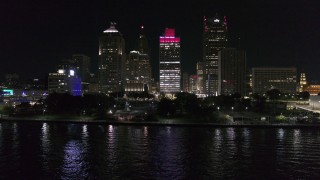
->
xmin=1 ymin=116 xmax=320 ymax=128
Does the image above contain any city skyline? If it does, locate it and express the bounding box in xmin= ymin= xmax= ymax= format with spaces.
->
xmin=1 ymin=0 xmax=320 ymax=81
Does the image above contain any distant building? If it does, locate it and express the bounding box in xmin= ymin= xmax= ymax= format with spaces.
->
xmin=218 ymin=48 xmax=246 ymax=96
xmin=299 ymin=71 xmax=307 ymax=92
xmin=252 ymin=67 xmax=297 ymax=94
xmin=72 ymin=54 xmax=91 ymax=83
xmin=124 ymin=26 xmax=152 ymax=93
xmin=203 ymin=15 xmax=228 ymax=96
xmin=98 ymin=23 xmax=125 ymax=93
xmin=303 ymin=85 xmax=320 ymax=95
xmin=48 ymin=69 xmax=82 ymax=96
xmin=124 ymin=51 xmax=151 ymax=92
xmin=182 ymin=73 xmax=189 ymax=92
xmin=189 ymin=75 xmax=198 ymax=94
xmin=196 ymin=62 xmax=204 ymax=93
xmin=159 ymin=28 xmax=181 ymax=94
xmin=5 ymin=73 xmax=20 ymax=88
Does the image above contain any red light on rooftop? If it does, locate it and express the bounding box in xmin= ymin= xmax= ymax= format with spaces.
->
xmin=164 ymin=28 xmax=175 ymax=36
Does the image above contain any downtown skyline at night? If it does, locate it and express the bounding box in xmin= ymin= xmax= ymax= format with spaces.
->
xmin=1 ymin=0 xmax=320 ymax=82
xmin=2 ymin=1 xmax=320 ymax=179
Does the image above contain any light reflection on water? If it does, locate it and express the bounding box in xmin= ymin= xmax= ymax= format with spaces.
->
xmin=0 ymin=122 xmax=319 ymax=179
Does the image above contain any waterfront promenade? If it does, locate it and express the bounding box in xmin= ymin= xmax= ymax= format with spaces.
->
xmin=1 ymin=115 xmax=320 ymax=128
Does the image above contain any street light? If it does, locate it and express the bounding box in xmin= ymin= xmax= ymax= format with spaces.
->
xmin=217 ymin=107 xmax=220 ymax=111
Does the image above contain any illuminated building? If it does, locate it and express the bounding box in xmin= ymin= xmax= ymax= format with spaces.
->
xmin=203 ymin=14 xmax=228 ymax=96
xmin=48 ymin=69 xmax=82 ymax=96
xmin=299 ymin=72 xmax=307 ymax=92
xmin=196 ymin=62 xmax=204 ymax=93
xmin=252 ymin=67 xmax=297 ymax=94
xmin=124 ymin=51 xmax=151 ymax=92
xmin=98 ymin=22 xmax=125 ymax=93
xmin=189 ymin=75 xmax=198 ymax=94
xmin=72 ymin=54 xmax=91 ymax=83
xmin=159 ymin=28 xmax=181 ymax=94
xmin=218 ymin=48 xmax=246 ymax=95
xmin=303 ymin=85 xmax=320 ymax=95
xmin=124 ymin=26 xmax=152 ymax=92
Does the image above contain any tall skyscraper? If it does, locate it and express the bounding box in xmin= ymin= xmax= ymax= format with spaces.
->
xmin=203 ymin=15 xmax=228 ymax=96
xmin=124 ymin=26 xmax=152 ymax=92
xmin=159 ymin=28 xmax=181 ymax=94
xmin=98 ymin=23 xmax=125 ymax=93
xmin=218 ymin=48 xmax=246 ymax=96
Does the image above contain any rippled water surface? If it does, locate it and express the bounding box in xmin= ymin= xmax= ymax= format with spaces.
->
xmin=0 ymin=122 xmax=320 ymax=179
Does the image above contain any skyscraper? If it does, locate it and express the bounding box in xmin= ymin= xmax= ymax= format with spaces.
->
xmin=124 ymin=26 xmax=152 ymax=92
xmin=203 ymin=15 xmax=228 ymax=96
xmin=159 ymin=28 xmax=181 ymax=94
xmin=98 ymin=23 xmax=125 ymax=93
xmin=218 ymin=48 xmax=246 ymax=96
xmin=124 ymin=51 xmax=151 ymax=92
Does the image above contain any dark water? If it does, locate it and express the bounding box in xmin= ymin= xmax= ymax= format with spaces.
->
xmin=0 ymin=122 xmax=320 ymax=179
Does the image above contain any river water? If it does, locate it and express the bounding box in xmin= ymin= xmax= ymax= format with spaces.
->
xmin=0 ymin=121 xmax=320 ymax=179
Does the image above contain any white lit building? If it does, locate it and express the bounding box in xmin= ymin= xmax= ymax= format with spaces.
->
xmin=159 ymin=28 xmax=181 ymax=94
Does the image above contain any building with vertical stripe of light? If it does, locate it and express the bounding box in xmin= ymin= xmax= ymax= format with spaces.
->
xmin=159 ymin=28 xmax=181 ymax=94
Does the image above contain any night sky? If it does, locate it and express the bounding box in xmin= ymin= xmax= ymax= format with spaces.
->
xmin=1 ymin=0 xmax=320 ymax=82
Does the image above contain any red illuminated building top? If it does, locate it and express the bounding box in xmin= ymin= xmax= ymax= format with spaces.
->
xmin=160 ymin=28 xmax=180 ymax=43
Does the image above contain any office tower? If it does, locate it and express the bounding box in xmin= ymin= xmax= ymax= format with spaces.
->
xmin=182 ymin=73 xmax=189 ymax=92
xmin=218 ymin=48 xmax=246 ymax=96
xmin=98 ymin=22 xmax=125 ymax=93
xmin=196 ymin=62 xmax=204 ymax=94
xmin=252 ymin=67 xmax=297 ymax=94
xmin=203 ymin=15 xmax=228 ymax=96
xmin=159 ymin=28 xmax=181 ymax=94
xmin=72 ymin=54 xmax=91 ymax=83
xmin=124 ymin=51 xmax=151 ymax=92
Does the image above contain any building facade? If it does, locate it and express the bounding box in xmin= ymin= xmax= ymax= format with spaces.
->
xmin=218 ymin=48 xmax=246 ymax=95
xmin=98 ymin=23 xmax=125 ymax=93
xmin=203 ymin=15 xmax=228 ymax=96
xmin=196 ymin=62 xmax=204 ymax=94
xmin=124 ymin=51 xmax=151 ymax=92
xmin=252 ymin=67 xmax=297 ymax=94
xmin=72 ymin=54 xmax=91 ymax=83
xmin=159 ymin=28 xmax=181 ymax=94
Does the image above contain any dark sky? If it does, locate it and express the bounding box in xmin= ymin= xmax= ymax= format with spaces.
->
xmin=1 ymin=0 xmax=320 ymax=82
